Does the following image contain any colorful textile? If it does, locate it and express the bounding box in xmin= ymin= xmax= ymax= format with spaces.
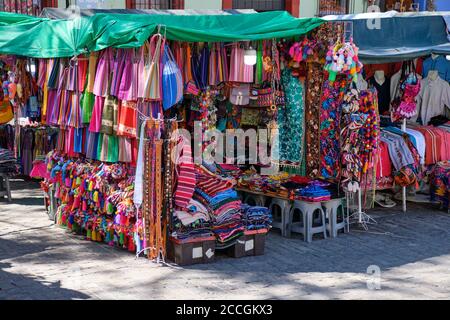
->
xmin=320 ymin=78 xmax=347 ymax=179
xmin=430 ymin=161 xmax=450 ymax=209
xmin=278 ymin=68 xmax=305 ymax=168
xmin=304 ymin=62 xmax=324 ymax=178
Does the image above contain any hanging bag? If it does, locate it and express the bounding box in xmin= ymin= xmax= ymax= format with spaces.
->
xmin=391 ymin=61 xmax=420 ymax=122
xmin=162 ymin=44 xmax=183 ymax=110
xmin=110 ymin=48 xmax=126 ymax=97
xmin=137 ymin=41 xmax=151 ymax=99
xmin=144 ymin=33 xmax=164 ymax=100
xmin=0 ymin=97 xmax=13 ymax=124
xmin=117 ymin=100 xmax=137 ymax=138
xmin=100 ymin=72 xmax=118 ymax=135
xmin=93 ymin=48 xmax=112 ymax=97
xmin=230 ymin=83 xmax=250 ymax=106
xmin=118 ymin=49 xmax=135 ymax=101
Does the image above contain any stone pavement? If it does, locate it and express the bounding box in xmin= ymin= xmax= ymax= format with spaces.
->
xmin=1 ymin=179 xmax=450 ymax=300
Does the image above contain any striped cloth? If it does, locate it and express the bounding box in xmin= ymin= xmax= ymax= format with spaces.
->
xmin=174 ymin=136 xmax=196 ymax=208
xmin=195 ymin=165 xmax=235 ymax=197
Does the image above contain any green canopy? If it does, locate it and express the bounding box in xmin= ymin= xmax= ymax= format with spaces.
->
xmin=0 ymin=11 xmax=324 ymax=58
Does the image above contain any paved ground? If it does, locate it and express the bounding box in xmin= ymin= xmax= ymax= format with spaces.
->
xmin=1 ymin=179 xmax=450 ymax=300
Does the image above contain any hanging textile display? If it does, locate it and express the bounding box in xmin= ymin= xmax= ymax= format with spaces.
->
xmin=320 ymin=78 xmax=347 ymax=179
xmin=340 ymin=88 xmax=380 ymax=190
xmin=278 ymin=68 xmax=305 ymax=169
xmin=304 ymin=62 xmax=324 ymax=178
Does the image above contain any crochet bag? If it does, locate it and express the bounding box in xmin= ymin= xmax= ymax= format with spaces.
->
xmin=391 ymin=61 xmax=420 ymax=122
xmin=162 ymin=44 xmax=183 ymax=110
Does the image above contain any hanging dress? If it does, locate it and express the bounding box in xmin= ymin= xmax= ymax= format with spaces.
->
xmin=278 ymin=68 xmax=306 ymax=171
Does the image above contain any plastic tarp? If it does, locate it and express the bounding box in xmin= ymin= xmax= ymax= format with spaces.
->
xmin=323 ymin=11 xmax=450 ymax=63
xmin=0 ymin=11 xmax=324 ymax=58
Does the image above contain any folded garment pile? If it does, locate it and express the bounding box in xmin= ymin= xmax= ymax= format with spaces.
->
xmin=171 ymin=199 xmax=214 ymax=241
xmin=238 ymin=170 xmax=291 ymax=197
xmin=0 ymin=148 xmax=20 ymax=176
xmin=193 ymin=164 xmax=245 ymax=245
xmin=241 ymin=204 xmax=272 ymax=231
xmin=295 ymin=181 xmax=331 ymax=202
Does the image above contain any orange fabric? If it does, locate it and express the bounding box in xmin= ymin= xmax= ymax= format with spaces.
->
xmin=117 ymin=100 xmax=137 ymax=138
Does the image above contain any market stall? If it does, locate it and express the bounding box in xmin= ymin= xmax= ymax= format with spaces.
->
xmin=324 ymin=11 xmax=450 ymax=213
xmin=2 ymin=9 xmax=447 ymax=266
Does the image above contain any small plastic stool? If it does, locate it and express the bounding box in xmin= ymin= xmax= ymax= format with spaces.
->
xmin=288 ymin=200 xmax=327 ymax=243
xmin=244 ymin=193 xmax=266 ymax=207
xmin=0 ymin=174 xmax=12 ymax=202
xmin=268 ymin=197 xmax=292 ymax=237
xmin=322 ymin=198 xmax=346 ymax=238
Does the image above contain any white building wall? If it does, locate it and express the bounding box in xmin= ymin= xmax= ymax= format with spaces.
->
xmin=184 ymin=0 xmax=222 ymax=10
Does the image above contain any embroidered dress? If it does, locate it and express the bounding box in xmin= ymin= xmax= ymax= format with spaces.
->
xmin=304 ymin=62 xmax=324 ymax=178
xmin=319 ymin=78 xmax=347 ymax=179
xmin=278 ymin=68 xmax=305 ymax=169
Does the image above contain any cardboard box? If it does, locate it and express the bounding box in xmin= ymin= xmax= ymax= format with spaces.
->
xmin=167 ymin=236 xmax=216 ymax=266
xmin=226 ymin=229 xmax=268 ymax=258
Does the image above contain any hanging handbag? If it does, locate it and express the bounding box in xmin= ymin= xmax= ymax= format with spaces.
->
xmin=0 ymin=98 xmax=13 ymax=124
xmin=185 ymin=80 xmax=200 ymax=95
xmin=162 ymin=44 xmax=183 ymax=110
xmin=230 ymin=83 xmax=250 ymax=106
xmin=117 ymin=100 xmax=137 ymax=138
xmin=100 ymin=71 xmax=118 ymax=135
xmin=137 ymin=41 xmax=150 ymax=99
xmin=118 ymin=48 xmax=136 ymax=101
xmin=93 ymin=48 xmax=113 ymax=97
xmin=250 ymin=84 xmax=285 ymax=108
xmin=143 ymin=33 xmax=164 ymax=100
xmin=391 ymin=61 xmax=420 ymax=122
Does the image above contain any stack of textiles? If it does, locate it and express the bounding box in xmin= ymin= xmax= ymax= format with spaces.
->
xmin=42 ymin=151 xmax=140 ymax=252
xmin=295 ymin=181 xmax=332 ymax=202
xmin=193 ymin=164 xmax=245 ymax=245
xmin=241 ymin=204 xmax=272 ymax=231
xmin=0 ymin=148 xmax=19 ymax=176
xmin=238 ymin=170 xmax=291 ymax=197
xmin=171 ymin=199 xmax=213 ymax=241
xmin=216 ymin=163 xmax=242 ymax=179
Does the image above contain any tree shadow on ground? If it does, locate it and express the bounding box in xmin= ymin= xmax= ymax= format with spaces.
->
xmin=0 ymin=262 xmax=89 ymax=300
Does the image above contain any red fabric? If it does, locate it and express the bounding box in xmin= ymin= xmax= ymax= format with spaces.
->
xmin=376 ymin=141 xmax=392 ymax=178
xmin=414 ymin=126 xmax=444 ymax=165
xmin=117 ymin=100 xmax=137 ymax=138
xmin=174 ymin=137 xmax=196 ymax=208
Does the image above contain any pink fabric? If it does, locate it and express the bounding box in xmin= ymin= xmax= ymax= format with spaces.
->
xmin=118 ymin=49 xmax=136 ymax=101
xmin=93 ymin=49 xmax=112 ymax=97
xmin=30 ymin=161 xmax=50 ymax=179
xmin=89 ymin=96 xmax=104 ymax=133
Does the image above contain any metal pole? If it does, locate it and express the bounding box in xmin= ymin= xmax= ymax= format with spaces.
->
xmin=402 ymin=119 xmax=407 ymax=213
